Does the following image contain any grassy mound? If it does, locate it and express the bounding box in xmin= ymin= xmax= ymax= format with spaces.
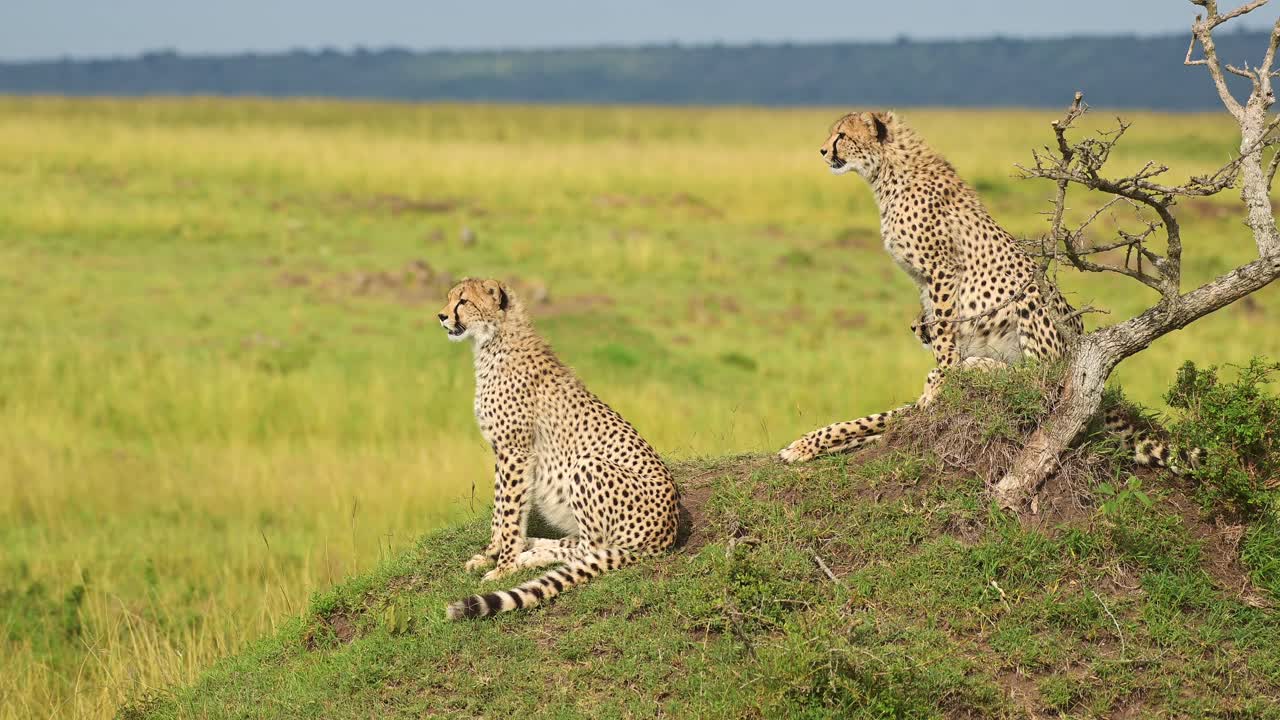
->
xmin=127 ymin=371 xmax=1280 ymax=719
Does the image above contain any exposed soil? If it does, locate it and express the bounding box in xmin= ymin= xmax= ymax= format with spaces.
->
xmin=827 ymin=227 xmax=880 ymax=250
xmin=1162 ymin=490 xmax=1273 ymax=607
xmin=672 ymin=459 xmax=753 ymax=555
xmin=306 ymin=610 xmax=357 ymax=649
xmin=335 ymin=192 xmax=467 ymax=216
xmin=592 ymin=192 xmax=722 ymax=218
xmin=272 ymin=259 xmax=613 ymax=315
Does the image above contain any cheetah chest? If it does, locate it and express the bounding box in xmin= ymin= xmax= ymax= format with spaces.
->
xmin=881 ymin=227 xmax=929 ymax=288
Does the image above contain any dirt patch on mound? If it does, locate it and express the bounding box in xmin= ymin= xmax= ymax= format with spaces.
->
xmin=1162 ymin=490 xmax=1273 ymax=607
xmin=669 ymin=456 xmax=773 ymax=555
xmin=305 ymin=609 xmax=358 ymax=650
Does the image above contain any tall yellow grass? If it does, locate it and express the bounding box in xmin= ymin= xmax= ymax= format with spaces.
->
xmin=0 ymin=97 xmax=1275 ymax=718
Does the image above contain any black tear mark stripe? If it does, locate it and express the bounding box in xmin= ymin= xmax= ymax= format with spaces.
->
xmin=452 ymin=299 xmax=466 ymax=330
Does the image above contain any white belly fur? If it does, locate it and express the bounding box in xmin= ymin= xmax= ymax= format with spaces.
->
xmin=532 ymin=461 xmax=579 ymax=535
xmin=957 ymin=324 xmax=1023 ymax=366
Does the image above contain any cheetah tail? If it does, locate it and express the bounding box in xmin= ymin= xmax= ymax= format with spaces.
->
xmin=445 ymin=547 xmax=634 ymax=621
xmin=1103 ymin=407 xmax=1205 ymax=475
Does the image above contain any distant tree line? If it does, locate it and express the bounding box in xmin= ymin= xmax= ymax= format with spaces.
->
xmin=0 ymin=31 xmax=1266 ymax=109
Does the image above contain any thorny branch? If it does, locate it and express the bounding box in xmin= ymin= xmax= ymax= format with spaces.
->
xmin=916 ymin=278 xmax=1035 ymax=329
xmin=1018 ymin=92 xmax=1280 ymax=302
xmin=994 ymin=0 xmax=1280 ymax=509
xmin=1016 ymin=93 xmax=1186 ymax=298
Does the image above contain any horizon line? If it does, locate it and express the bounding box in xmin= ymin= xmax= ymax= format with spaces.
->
xmin=2 ymin=26 xmax=1270 ymax=65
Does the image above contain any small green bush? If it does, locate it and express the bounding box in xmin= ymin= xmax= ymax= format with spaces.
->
xmin=1165 ymin=357 xmax=1280 ymax=598
xmin=1165 ymin=358 xmax=1280 ymax=519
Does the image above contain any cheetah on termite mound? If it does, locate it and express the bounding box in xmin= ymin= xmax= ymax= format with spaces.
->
xmin=437 ymin=278 xmax=679 ymax=620
xmin=779 ymin=111 xmax=1193 ymax=471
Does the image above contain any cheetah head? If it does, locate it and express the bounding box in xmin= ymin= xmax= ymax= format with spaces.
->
xmin=437 ymin=278 xmax=510 ymax=344
xmin=820 ymin=111 xmax=896 ymax=179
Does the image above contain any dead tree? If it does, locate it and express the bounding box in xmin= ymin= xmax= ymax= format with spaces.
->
xmin=993 ymin=0 xmax=1280 ymax=509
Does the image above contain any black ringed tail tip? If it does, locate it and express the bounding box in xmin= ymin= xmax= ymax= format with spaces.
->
xmin=450 ymin=595 xmax=477 ymax=620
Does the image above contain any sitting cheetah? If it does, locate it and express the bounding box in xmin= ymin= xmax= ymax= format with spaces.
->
xmin=437 ymin=278 xmax=679 ymax=620
xmin=779 ymin=111 xmax=1191 ymax=470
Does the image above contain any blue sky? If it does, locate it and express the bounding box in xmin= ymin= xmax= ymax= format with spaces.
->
xmin=3 ymin=0 xmax=1277 ymax=61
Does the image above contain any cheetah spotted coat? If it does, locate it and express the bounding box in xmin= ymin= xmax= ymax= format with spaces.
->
xmin=780 ymin=111 xmax=1184 ymax=470
xmin=438 ymin=279 xmax=679 ymax=619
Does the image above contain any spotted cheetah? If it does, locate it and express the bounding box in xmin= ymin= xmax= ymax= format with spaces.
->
xmin=779 ymin=111 xmax=1192 ymax=471
xmin=437 ymin=278 xmax=679 ymax=620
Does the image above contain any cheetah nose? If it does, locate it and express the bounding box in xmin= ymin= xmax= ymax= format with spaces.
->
xmin=820 ymin=148 xmax=828 ymax=157
xmin=437 ymin=313 xmax=448 ymax=322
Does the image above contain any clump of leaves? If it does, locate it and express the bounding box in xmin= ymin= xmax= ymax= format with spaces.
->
xmin=1095 ymin=476 xmax=1153 ymax=517
xmin=1165 ymin=357 xmax=1280 ymax=519
xmin=1165 ymin=357 xmax=1280 ymax=599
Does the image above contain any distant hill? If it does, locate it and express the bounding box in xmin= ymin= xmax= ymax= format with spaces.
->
xmin=0 ymin=31 xmax=1267 ymax=109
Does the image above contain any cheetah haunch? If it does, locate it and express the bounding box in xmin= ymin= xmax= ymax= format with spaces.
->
xmin=780 ymin=111 xmax=1193 ymax=471
xmin=438 ymin=278 xmax=679 ymax=619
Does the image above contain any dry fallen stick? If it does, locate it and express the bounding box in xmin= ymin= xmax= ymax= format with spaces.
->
xmin=989 ymin=578 xmax=1010 ymax=610
xmin=812 ymin=550 xmax=840 ymax=584
xmin=1092 ymin=590 xmax=1127 ymax=660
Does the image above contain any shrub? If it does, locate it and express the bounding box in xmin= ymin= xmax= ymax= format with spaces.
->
xmin=1165 ymin=358 xmax=1280 ymax=519
xmin=1165 ymin=357 xmax=1280 ymax=598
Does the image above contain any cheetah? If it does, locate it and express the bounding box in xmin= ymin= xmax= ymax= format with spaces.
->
xmin=437 ymin=278 xmax=679 ymax=620
xmin=779 ymin=111 xmax=1193 ymax=471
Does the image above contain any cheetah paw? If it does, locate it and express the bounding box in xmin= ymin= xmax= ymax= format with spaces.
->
xmin=778 ymin=440 xmax=817 ymax=464
xmin=464 ymin=553 xmax=494 ymax=573
xmin=481 ymin=565 xmax=516 ymax=583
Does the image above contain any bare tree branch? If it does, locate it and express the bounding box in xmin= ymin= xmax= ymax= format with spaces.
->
xmin=1267 ymin=145 xmax=1280 ymax=188
xmin=1192 ymin=0 xmax=1270 ymax=27
xmin=995 ymin=0 xmax=1280 ymax=509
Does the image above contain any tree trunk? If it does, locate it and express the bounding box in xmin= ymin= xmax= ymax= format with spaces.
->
xmin=993 ymin=7 xmax=1280 ymax=514
xmin=992 ymin=338 xmax=1112 ymax=509
xmin=994 ymin=252 xmax=1280 ymax=511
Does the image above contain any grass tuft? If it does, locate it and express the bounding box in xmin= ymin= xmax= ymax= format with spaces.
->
xmin=138 ymin=453 xmax=1280 ymax=719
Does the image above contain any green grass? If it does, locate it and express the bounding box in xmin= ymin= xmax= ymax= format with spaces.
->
xmin=131 ymin=454 xmax=1280 ymax=718
xmin=1 ymin=97 xmax=1278 ymax=718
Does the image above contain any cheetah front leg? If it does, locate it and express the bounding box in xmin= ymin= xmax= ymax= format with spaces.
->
xmin=465 ymin=449 xmax=534 ymax=582
xmin=918 ymin=266 xmax=961 ymax=407
xmin=911 ymin=286 xmax=936 ymax=351
xmin=910 ymin=311 xmax=933 ymax=351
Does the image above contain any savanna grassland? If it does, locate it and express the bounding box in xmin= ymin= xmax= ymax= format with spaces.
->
xmin=1 ymin=97 xmax=1278 ymax=719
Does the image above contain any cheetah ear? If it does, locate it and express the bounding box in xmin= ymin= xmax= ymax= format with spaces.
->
xmin=870 ymin=112 xmax=891 ymax=144
xmin=481 ymin=279 xmax=509 ymax=310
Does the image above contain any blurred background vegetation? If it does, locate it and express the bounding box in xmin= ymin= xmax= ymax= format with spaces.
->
xmin=0 ymin=97 xmax=1277 ymax=717
xmin=0 ymin=32 xmax=1271 ymax=109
